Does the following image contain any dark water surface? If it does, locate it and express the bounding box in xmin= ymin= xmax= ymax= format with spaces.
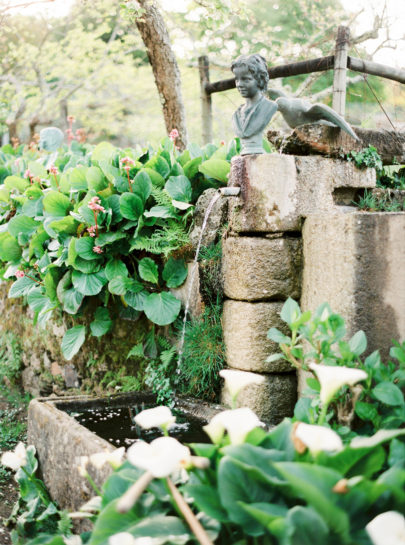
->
xmin=68 ymin=405 xmax=209 ymax=448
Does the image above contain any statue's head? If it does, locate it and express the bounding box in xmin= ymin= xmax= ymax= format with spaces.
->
xmin=231 ymin=54 xmax=269 ymax=92
xmin=39 ymin=127 xmax=64 ymax=151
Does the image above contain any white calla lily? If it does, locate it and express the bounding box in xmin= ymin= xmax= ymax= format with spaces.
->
xmin=220 ymin=369 xmax=265 ymax=405
xmin=366 ymin=511 xmax=405 ymax=545
xmin=109 ymin=533 xmax=158 ymax=545
xmin=127 ymin=436 xmax=190 ymax=478
xmin=134 ymin=406 xmax=176 ymax=432
xmin=89 ymin=447 xmax=125 ymax=469
xmin=309 ymin=363 xmax=368 ymax=404
xmin=203 ymin=408 xmax=262 ymax=445
xmin=293 ymin=422 xmax=343 ymax=455
xmin=64 ymin=536 xmax=83 ymax=545
xmin=1 ymin=442 xmax=27 ymax=471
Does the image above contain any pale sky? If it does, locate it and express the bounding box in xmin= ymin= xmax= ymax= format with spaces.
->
xmin=4 ymin=0 xmax=405 ymax=68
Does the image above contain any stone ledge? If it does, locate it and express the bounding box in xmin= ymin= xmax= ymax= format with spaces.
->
xmin=228 ymin=153 xmax=375 ymax=233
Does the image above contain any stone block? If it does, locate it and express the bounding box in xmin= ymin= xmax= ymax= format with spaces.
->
xmin=221 ymin=370 xmax=297 ymax=424
xmin=28 ymin=398 xmax=114 ymax=517
xmin=222 ymin=236 xmax=302 ymax=300
xmin=228 ymin=153 xmax=375 ymax=233
xmin=302 ymin=212 xmax=405 ymax=363
xmin=223 ymin=300 xmax=292 ymax=373
xmin=189 ymin=188 xmax=228 ymax=248
xmin=171 ymin=262 xmax=203 ymax=318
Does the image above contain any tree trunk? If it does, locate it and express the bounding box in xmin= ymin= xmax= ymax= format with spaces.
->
xmin=136 ymin=0 xmax=188 ymax=149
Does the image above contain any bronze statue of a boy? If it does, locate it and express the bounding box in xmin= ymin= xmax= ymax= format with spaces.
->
xmin=231 ymin=54 xmax=277 ymax=155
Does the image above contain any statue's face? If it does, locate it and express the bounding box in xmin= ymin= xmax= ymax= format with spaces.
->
xmin=234 ymin=66 xmax=260 ymax=99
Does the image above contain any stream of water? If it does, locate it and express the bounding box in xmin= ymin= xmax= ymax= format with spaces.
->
xmin=176 ymin=190 xmax=222 ymax=374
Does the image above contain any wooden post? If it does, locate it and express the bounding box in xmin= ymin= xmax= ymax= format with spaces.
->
xmin=332 ymin=26 xmax=350 ymax=116
xmin=198 ymin=55 xmax=213 ymax=145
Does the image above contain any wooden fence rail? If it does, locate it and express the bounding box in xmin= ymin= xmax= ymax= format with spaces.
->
xmin=198 ymin=26 xmax=405 ymax=143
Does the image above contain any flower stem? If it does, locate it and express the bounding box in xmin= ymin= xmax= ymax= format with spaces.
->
xmin=318 ymin=402 xmax=329 ymax=426
xmin=116 ymin=471 xmax=153 ymax=513
xmin=166 ymin=477 xmax=214 ymax=545
xmin=84 ymin=472 xmax=102 ymax=497
xmin=53 ymin=173 xmax=59 ymax=189
xmin=92 ymin=211 xmax=99 ymax=237
xmin=126 ymin=170 xmax=133 ymax=192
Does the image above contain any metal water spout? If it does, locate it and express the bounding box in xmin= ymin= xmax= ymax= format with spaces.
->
xmin=218 ymin=186 xmax=241 ymax=196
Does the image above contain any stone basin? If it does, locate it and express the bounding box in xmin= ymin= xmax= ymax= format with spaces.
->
xmin=27 ymin=392 xmax=223 ymax=513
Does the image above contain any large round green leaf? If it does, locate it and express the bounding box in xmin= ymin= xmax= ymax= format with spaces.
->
xmin=119 ymin=192 xmax=143 ymax=220
xmin=165 ymin=175 xmax=192 ymax=203
xmin=143 ymin=291 xmax=181 ymax=325
xmin=75 ymin=237 xmax=100 ymax=260
xmin=199 ymin=158 xmax=230 ymax=183
xmin=62 ymin=325 xmax=86 ymax=360
xmin=92 ymin=142 xmax=116 ymax=163
xmin=4 ymin=175 xmax=29 ymax=193
xmin=9 ymin=275 xmax=37 ymax=298
xmin=124 ymin=290 xmax=148 ymax=311
xmin=8 ymin=215 xmax=39 ymax=239
xmin=162 ymin=257 xmax=187 ymax=288
xmin=90 ymin=307 xmax=112 ymax=337
xmin=49 ymin=216 xmax=78 ymax=235
xmin=87 ymin=166 xmax=108 ymax=191
xmin=142 ymin=167 xmax=165 ymax=187
xmin=72 ymin=270 xmax=107 ymax=296
xmin=138 ymin=257 xmax=159 ymax=284
xmin=43 ymin=191 xmax=72 ymax=217
xmin=105 ymin=259 xmax=129 ymax=281
xmin=0 ymin=232 xmax=22 ymax=262
xmin=133 ymin=170 xmax=152 ymax=204
xmin=372 ymin=382 xmax=404 ymax=406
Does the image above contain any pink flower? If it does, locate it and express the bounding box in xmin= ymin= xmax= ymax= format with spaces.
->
xmin=88 ymin=196 xmax=106 ymax=213
xmin=15 ymin=270 xmax=25 ymax=278
xmin=67 ymin=115 xmax=76 ymax=124
xmin=121 ymin=157 xmax=135 ymax=167
xmin=49 ymin=164 xmax=59 ymax=175
xmin=169 ymin=129 xmax=179 ymax=142
xmin=93 ymin=245 xmax=103 ymax=254
xmin=87 ymin=225 xmax=96 ymax=237
xmin=24 ymin=169 xmax=32 ymax=179
xmin=220 ymin=140 xmax=226 ymax=146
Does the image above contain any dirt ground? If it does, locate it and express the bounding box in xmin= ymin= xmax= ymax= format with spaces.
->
xmin=0 ymin=397 xmax=27 ymax=545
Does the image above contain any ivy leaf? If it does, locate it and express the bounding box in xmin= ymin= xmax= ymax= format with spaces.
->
xmin=119 ymin=192 xmax=144 ymax=220
xmin=62 ymin=325 xmax=86 ymax=360
xmin=90 ymin=308 xmax=112 ymax=337
xmin=162 ymin=257 xmax=187 ymax=288
xmin=143 ymin=292 xmax=181 ymax=325
xmin=139 ymin=257 xmax=159 ymax=284
xmin=72 ymin=270 xmax=107 ymax=296
xmin=165 ymin=175 xmax=192 ymax=203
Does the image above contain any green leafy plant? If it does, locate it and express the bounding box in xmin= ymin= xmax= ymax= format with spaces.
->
xmin=267 ymin=299 xmax=405 ymax=434
xmin=0 ymin=330 xmax=23 ymax=384
xmin=1 ymin=444 xmax=71 ymax=544
xmin=177 ymin=304 xmax=225 ymax=401
xmin=348 ymin=145 xmax=405 ymax=190
xmin=10 ymin=402 xmax=405 ymax=545
xmin=0 ymin=137 xmax=239 ymax=366
xmin=356 ymin=189 xmax=405 ymax=212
